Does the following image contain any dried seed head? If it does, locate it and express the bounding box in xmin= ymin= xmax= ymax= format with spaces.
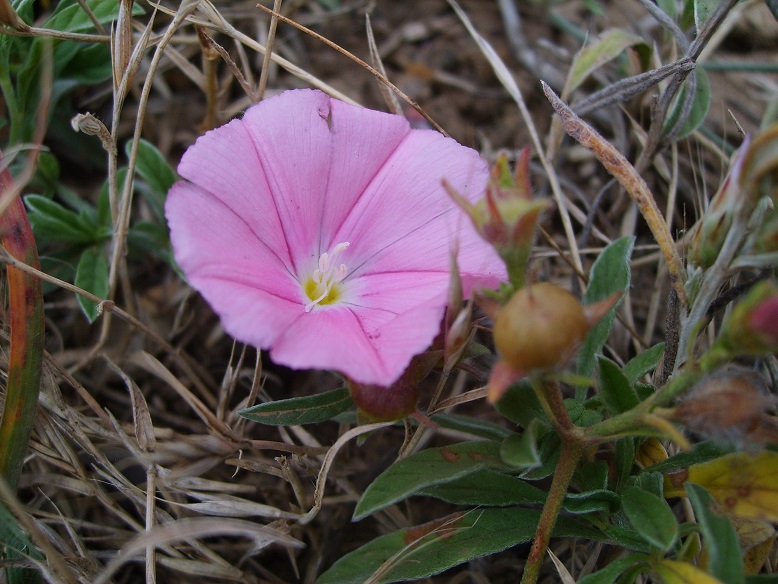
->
xmin=670 ymin=370 xmax=777 ymax=445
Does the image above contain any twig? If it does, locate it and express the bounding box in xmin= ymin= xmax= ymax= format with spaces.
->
xmin=255 ymin=3 xmax=446 ymax=135
xmin=542 ymin=82 xmax=688 ymax=305
xmin=256 ymin=0 xmax=281 ymax=101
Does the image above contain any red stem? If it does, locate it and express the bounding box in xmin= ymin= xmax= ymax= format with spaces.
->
xmin=0 ymin=151 xmax=44 ymax=489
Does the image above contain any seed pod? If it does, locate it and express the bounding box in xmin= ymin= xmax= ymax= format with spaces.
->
xmin=493 ymin=283 xmax=588 ymax=373
xmin=670 ymin=370 xmax=777 ymax=445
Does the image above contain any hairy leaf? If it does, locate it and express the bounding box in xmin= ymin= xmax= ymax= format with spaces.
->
xmin=239 ymin=387 xmax=352 ymax=426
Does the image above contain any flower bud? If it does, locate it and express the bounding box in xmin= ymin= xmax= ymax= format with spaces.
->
xmin=445 ymin=148 xmax=550 ymax=287
xmin=444 ymin=303 xmax=474 ymax=367
xmin=688 ymin=137 xmax=750 ymax=268
xmin=0 ymin=0 xmax=27 ymax=30
xmin=493 ymin=283 xmax=588 ymax=373
xmin=715 ymin=280 xmax=778 ymax=358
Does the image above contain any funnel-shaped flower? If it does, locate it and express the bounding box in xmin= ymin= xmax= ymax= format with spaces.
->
xmin=166 ymin=89 xmax=505 ymax=386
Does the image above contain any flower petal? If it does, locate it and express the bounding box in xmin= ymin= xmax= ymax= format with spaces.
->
xmin=283 ymin=272 xmax=449 ymax=385
xmin=241 ymin=89 xmax=411 ymax=271
xmin=176 ymin=118 xmax=291 ymax=268
xmin=330 ymin=129 xmax=505 ymax=291
xmin=196 ymin=277 xmax=304 ymax=348
xmin=270 ymin=280 xmax=448 ymax=386
xmin=167 ymin=182 xmax=299 ymax=302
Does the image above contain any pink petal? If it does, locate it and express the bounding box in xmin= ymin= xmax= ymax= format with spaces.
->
xmin=270 ymin=291 xmax=448 ymax=386
xmin=195 ymin=277 xmax=304 ymax=349
xmin=166 ymin=182 xmax=299 ymax=303
xmin=241 ymin=90 xmax=411 ymax=270
xmin=330 ymin=129 xmax=505 ymax=290
xmin=176 ymin=118 xmax=291 ymax=267
xmin=343 ymin=271 xmax=450 ymax=329
xmin=270 ymin=308 xmax=394 ymax=384
xmin=271 ymin=273 xmax=451 ymax=386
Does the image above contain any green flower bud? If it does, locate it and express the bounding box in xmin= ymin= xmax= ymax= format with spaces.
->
xmin=445 ymin=148 xmax=550 ymax=288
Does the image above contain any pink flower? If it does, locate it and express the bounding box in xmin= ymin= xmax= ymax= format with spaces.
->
xmin=165 ymin=89 xmax=505 ymax=386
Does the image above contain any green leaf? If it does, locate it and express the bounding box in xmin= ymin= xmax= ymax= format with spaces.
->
xmin=353 ymin=441 xmax=504 ymax=520
xmin=59 ymin=44 xmax=112 ymax=84
xmin=74 ymin=246 xmax=108 ymax=322
xmin=564 ymin=489 xmax=621 ymax=514
xmin=499 ymin=419 xmax=547 ymax=469
xmin=640 ymin=441 xmax=730 ymax=474
xmin=694 ymin=0 xmax=718 ymax=32
xmin=622 ymin=486 xmax=679 ymax=551
xmin=44 ymin=0 xmax=144 ymax=33
xmin=317 ymin=509 xmax=603 ymax=584
xmin=578 ymin=555 xmax=648 ymax=584
xmin=494 ymin=379 xmax=546 ymax=427
xmin=419 ymin=469 xmax=546 ymax=506
xmin=127 ymin=222 xmax=171 ymax=262
xmin=32 ymin=151 xmax=60 ymax=197
xmin=598 ymin=356 xmax=640 ymax=415
xmin=239 ymin=387 xmax=352 ymax=426
xmin=25 ymin=194 xmax=100 ymax=244
xmin=622 ymin=343 xmax=665 ymax=384
xmin=420 ymin=468 xmax=618 ymax=514
xmin=0 ymin=499 xmax=43 ymax=584
xmin=429 ymin=414 xmax=511 ymax=441
xmin=520 ymin=430 xmax=562 ymax=480
xmin=566 ymin=29 xmax=650 ymax=95
xmin=631 ymin=470 xmax=665 ymax=498
xmin=614 ymin=437 xmax=637 ymax=489
xmin=126 ymin=138 xmax=177 ymax=221
xmin=576 ymin=459 xmax=609 ymax=491
xmin=599 ymin=524 xmax=653 ymax=553
xmin=685 ymin=483 xmax=744 ymax=584
xmin=663 ymin=67 xmax=711 ymax=139
xmin=577 ymin=236 xmax=634 ymax=379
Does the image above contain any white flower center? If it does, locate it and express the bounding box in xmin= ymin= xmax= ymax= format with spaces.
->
xmin=304 ymin=241 xmax=350 ymax=312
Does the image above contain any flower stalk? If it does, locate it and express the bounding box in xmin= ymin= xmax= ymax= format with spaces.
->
xmin=521 ymin=416 xmax=584 ymax=584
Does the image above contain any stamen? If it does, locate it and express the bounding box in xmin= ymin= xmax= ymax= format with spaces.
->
xmin=304 ymin=242 xmax=350 ymax=312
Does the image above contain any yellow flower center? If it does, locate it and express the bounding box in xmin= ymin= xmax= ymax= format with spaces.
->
xmin=303 ymin=242 xmax=350 ymax=312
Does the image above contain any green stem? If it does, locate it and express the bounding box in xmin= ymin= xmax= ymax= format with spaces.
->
xmin=521 ymin=378 xmax=583 ymax=583
xmin=521 ymin=435 xmax=584 ymax=583
xmin=503 ymin=246 xmax=529 ymax=291
xmin=585 ymin=369 xmax=702 ymax=441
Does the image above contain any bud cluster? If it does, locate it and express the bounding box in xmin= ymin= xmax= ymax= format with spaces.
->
xmin=445 ymin=148 xmax=550 ymax=289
